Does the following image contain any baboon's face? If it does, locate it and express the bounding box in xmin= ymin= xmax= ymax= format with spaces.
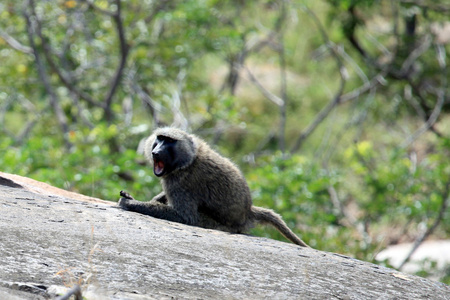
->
xmin=151 ymin=135 xmax=177 ymax=177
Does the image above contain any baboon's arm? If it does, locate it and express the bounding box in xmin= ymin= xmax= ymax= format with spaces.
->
xmin=118 ymin=191 xmax=193 ymax=225
xmin=149 ymin=192 xmax=168 ymax=205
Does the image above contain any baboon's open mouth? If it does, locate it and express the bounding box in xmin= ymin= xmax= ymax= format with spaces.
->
xmin=153 ymin=158 xmax=165 ymax=176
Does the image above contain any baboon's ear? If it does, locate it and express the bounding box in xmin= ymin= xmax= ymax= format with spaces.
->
xmin=144 ymin=133 xmax=157 ymax=166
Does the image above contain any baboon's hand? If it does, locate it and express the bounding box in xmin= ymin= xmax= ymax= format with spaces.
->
xmin=120 ymin=190 xmax=134 ymax=199
xmin=118 ymin=190 xmax=134 ymax=209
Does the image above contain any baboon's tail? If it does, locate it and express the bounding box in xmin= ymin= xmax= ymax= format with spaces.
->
xmin=250 ymin=206 xmax=309 ymax=247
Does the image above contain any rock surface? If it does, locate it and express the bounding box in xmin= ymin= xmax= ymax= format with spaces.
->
xmin=0 ymin=172 xmax=449 ymax=299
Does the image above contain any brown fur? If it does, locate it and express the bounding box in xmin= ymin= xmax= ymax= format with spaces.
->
xmin=118 ymin=127 xmax=308 ymax=247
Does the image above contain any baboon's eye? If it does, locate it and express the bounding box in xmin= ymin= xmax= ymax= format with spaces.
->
xmin=159 ymin=135 xmax=176 ymax=143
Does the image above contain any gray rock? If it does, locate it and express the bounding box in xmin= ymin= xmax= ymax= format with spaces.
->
xmin=0 ymin=172 xmax=448 ymax=299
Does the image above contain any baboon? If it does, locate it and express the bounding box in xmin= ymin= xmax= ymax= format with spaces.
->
xmin=118 ymin=127 xmax=309 ymax=247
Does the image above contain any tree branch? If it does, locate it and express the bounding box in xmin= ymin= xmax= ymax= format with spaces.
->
xmin=103 ymin=0 xmax=130 ymax=123
xmin=24 ymin=0 xmax=71 ymax=149
xmin=290 ymin=86 xmax=343 ymax=153
xmin=0 ymin=30 xmax=33 ymax=54
xmin=144 ymin=0 xmax=172 ymax=24
xmin=290 ymin=6 xmax=348 ymax=153
xmin=125 ymin=67 xmax=164 ymax=128
xmin=400 ymin=0 xmax=450 ymax=12
xmin=340 ymin=73 xmax=387 ymax=103
xmin=29 ymin=7 xmax=105 ymax=109
xmin=241 ymin=65 xmax=284 ymax=107
xmin=398 ymin=180 xmax=450 ymax=270
xmin=277 ymin=0 xmax=288 ymax=154
xmin=399 ymin=34 xmax=432 ymax=76
xmin=80 ymin=0 xmax=115 ymax=17
xmin=401 ymin=44 xmax=447 ymax=148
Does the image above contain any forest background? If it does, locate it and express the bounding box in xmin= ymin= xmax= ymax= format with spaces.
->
xmin=0 ymin=0 xmax=449 ymax=284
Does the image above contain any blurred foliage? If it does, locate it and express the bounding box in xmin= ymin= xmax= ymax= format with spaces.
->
xmin=248 ymin=153 xmax=340 ymax=250
xmin=0 ymin=0 xmax=449 ymax=283
xmin=0 ymin=123 xmax=161 ymax=199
